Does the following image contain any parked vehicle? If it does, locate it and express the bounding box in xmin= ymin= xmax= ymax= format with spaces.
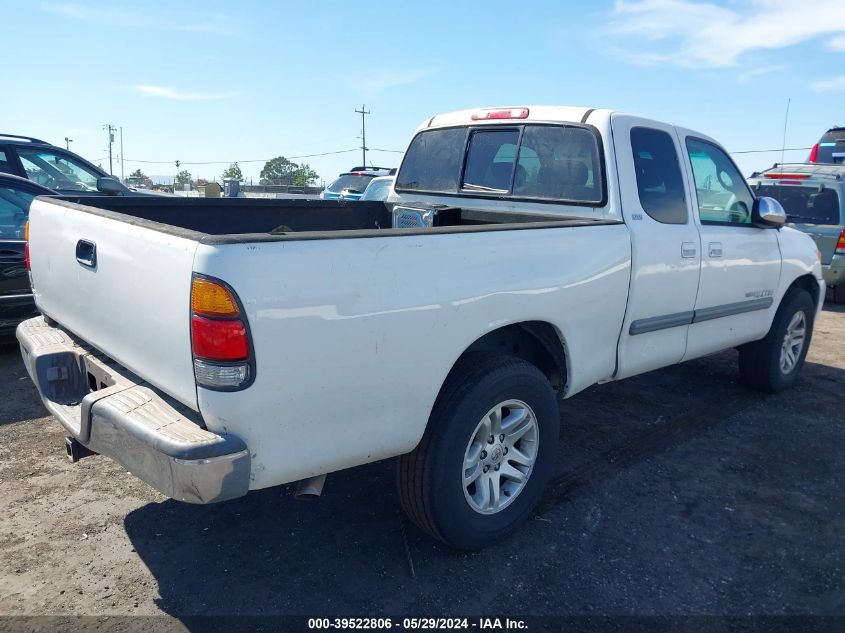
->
xmin=808 ymin=127 xmax=845 ymax=164
xmin=360 ymin=175 xmax=394 ymax=201
xmin=0 ymin=174 xmax=54 ymax=336
xmin=18 ymin=106 xmax=823 ymax=550
xmin=320 ymin=167 xmax=393 ymax=201
xmin=748 ymin=163 xmax=845 ymax=303
xmin=0 ymin=134 xmax=129 ymax=195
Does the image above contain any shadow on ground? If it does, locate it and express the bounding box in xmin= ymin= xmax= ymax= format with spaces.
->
xmin=124 ymin=348 xmax=845 ymax=617
xmin=0 ymin=343 xmax=47 ymax=426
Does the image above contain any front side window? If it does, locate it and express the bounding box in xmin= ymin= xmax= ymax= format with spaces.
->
xmin=686 ymin=138 xmax=754 ymax=225
xmin=16 ymin=148 xmax=101 ymax=192
xmin=630 ymin=127 xmax=687 ymax=224
xmin=753 ymin=184 xmax=841 ymax=224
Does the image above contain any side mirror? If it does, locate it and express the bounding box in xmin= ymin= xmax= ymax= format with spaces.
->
xmin=96 ymin=176 xmax=125 ymax=196
xmin=751 ymin=196 xmax=786 ymax=228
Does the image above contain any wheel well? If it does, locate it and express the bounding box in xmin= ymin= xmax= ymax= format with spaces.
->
xmin=788 ymin=274 xmax=820 ymax=309
xmin=459 ymin=321 xmax=567 ymax=392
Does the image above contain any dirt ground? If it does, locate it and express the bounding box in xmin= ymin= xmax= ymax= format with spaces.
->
xmin=1 ymin=302 xmax=843 ymax=623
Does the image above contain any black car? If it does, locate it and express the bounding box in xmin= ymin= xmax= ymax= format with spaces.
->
xmin=0 ymin=134 xmax=129 ymax=195
xmin=0 ymin=173 xmax=55 ymax=336
xmin=809 ymin=127 xmax=845 ymax=165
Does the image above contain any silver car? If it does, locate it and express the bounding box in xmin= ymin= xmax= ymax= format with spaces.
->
xmin=748 ymin=163 xmax=845 ymax=303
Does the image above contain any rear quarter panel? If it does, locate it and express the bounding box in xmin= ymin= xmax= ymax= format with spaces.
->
xmin=194 ymin=225 xmax=632 ymax=490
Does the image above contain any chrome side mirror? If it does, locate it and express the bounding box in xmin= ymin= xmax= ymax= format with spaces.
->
xmin=752 ymin=196 xmax=786 ymax=228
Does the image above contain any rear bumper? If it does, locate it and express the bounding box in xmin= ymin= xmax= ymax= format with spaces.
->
xmin=822 ymin=255 xmax=845 ymax=287
xmin=16 ymin=316 xmax=250 ymax=504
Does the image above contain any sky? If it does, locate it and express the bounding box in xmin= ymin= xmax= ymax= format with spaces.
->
xmin=3 ymin=0 xmax=845 ymax=185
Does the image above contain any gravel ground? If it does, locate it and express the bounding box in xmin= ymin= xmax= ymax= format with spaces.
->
xmin=1 ymin=302 xmax=843 ymax=622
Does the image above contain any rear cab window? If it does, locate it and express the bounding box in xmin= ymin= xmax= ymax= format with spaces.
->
xmin=396 ymin=123 xmax=605 ymax=207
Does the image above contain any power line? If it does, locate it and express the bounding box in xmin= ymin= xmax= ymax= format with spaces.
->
xmin=117 ymin=147 xmax=404 ymax=165
xmin=732 ymin=146 xmax=811 ymax=154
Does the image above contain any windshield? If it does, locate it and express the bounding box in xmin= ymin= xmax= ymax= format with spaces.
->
xmin=755 ymin=184 xmax=841 ymax=224
xmin=326 ymin=174 xmax=374 ymax=194
xmin=16 ymin=148 xmax=105 ymax=192
xmin=361 ymin=178 xmax=393 ymax=201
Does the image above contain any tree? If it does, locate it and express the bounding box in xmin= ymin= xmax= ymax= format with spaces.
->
xmin=260 ymin=156 xmax=297 ymax=185
xmin=260 ymin=156 xmax=319 ymax=186
xmin=175 ymin=170 xmax=192 ymax=186
xmin=130 ymin=168 xmax=147 ymax=179
xmin=222 ymin=162 xmax=243 ymax=181
xmin=294 ymin=163 xmax=319 ymax=187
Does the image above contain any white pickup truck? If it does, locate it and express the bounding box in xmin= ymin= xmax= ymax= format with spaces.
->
xmin=18 ymin=106 xmax=823 ymax=549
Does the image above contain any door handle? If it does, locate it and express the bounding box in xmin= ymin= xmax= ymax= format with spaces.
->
xmin=681 ymin=242 xmax=697 ymax=258
xmin=76 ymin=239 xmax=97 ymax=268
xmin=709 ymin=242 xmax=723 ymax=258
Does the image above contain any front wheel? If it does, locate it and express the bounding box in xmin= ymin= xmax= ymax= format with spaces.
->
xmin=739 ymin=288 xmax=815 ymax=393
xmin=397 ymin=354 xmax=559 ymax=550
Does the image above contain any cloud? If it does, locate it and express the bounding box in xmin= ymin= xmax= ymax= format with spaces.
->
xmin=606 ymin=0 xmax=845 ymax=68
xmin=829 ymin=35 xmax=845 ymax=52
xmin=40 ymin=2 xmax=242 ymax=35
xmin=133 ymin=85 xmax=239 ymax=101
xmin=737 ymin=64 xmax=786 ymax=84
xmin=352 ymin=69 xmax=437 ymax=94
xmin=810 ymin=76 xmax=845 ymax=93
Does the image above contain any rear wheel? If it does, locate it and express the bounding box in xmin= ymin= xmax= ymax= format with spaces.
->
xmin=739 ymin=288 xmax=815 ymax=393
xmin=397 ymin=354 xmax=559 ymax=550
xmin=833 ymin=283 xmax=845 ymax=305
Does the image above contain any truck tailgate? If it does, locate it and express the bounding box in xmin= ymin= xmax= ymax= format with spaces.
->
xmin=27 ymin=199 xmax=200 ymax=409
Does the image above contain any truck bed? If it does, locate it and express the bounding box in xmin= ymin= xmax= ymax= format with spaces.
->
xmin=54 ymin=196 xmax=618 ymax=243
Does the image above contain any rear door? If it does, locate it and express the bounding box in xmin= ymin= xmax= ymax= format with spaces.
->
xmin=612 ymin=115 xmax=702 ymax=378
xmin=678 ymin=132 xmax=782 ymax=359
xmin=27 ymin=198 xmax=201 ymax=408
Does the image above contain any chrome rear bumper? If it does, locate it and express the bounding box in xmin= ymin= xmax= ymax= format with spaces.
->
xmin=16 ymin=316 xmax=250 ymax=504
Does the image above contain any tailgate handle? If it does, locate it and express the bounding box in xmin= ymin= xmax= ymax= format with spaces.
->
xmin=76 ymin=240 xmax=97 ymax=268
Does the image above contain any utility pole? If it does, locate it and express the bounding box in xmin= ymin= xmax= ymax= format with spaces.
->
xmin=355 ymin=104 xmax=370 ymax=167
xmin=119 ymin=127 xmax=125 ymax=183
xmin=64 ymin=137 xmax=72 ymax=150
xmin=103 ymin=124 xmax=117 ymax=175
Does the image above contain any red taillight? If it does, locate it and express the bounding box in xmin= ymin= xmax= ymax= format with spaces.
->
xmin=808 ymin=143 xmax=819 ymax=163
xmin=190 ymin=276 xmax=252 ymax=388
xmin=764 ymin=173 xmax=811 ymax=179
xmin=191 ymin=315 xmax=249 ymax=361
xmin=836 ymin=230 xmax=845 ymax=255
xmin=471 ymin=108 xmax=529 ymax=121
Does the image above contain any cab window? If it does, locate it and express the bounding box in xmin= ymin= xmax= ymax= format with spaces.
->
xmin=686 ymin=138 xmax=754 ymax=225
xmin=630 ymin=127 xmax=688 ymax=224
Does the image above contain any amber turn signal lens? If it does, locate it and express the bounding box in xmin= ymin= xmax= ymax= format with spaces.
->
xmin=191 ymin=277 xmax=240 ymax=317
xmin=24 ymin=220 xmax=29 ymax=242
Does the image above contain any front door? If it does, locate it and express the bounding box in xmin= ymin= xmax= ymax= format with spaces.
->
xmin=677 ymin=132 xmax=782 ymax=360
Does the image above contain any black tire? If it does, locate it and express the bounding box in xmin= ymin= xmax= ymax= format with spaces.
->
xmin=739 ymin=288 xmax=815 ymax=393
xmin=833 ymin=283 xmax=845 ymax=305
xmin=396 ymin=353 xmax=559 ymax=550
